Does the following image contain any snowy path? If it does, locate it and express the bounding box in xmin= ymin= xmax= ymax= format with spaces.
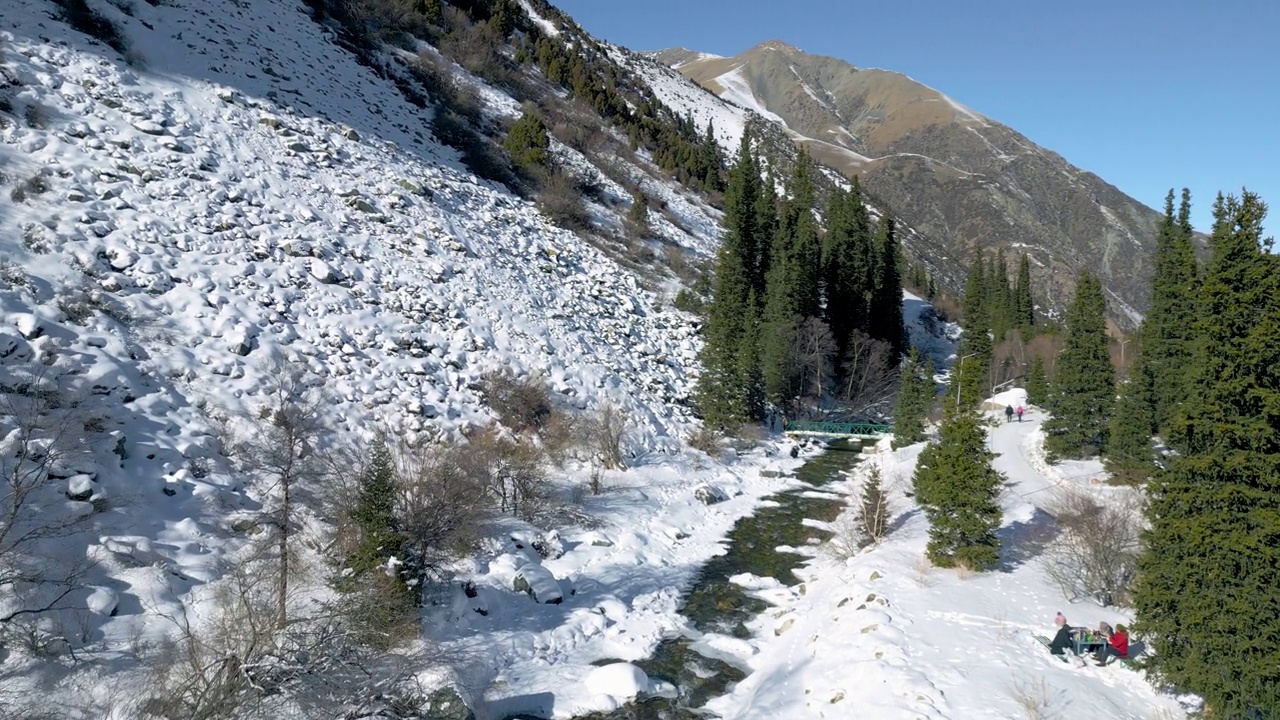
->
xmin=702 ymin=399 xmax=1188 ymax=720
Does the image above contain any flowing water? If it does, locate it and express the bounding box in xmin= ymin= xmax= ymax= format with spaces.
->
xmin=507 ymin=441 xmax=865 ymax=720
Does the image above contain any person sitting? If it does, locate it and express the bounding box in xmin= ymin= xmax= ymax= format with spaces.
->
xmin=1093 ymin=622 xmax=1129 ymax=666
xmin=1048 ymin=612 xmax=1073 ymax=655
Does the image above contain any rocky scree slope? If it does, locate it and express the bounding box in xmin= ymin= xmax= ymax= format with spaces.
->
xmin=0 ymin=0 xmax=721 ymax=673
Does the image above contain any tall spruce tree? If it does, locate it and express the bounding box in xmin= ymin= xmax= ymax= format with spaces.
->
xmin=761 ymin=151 xmax=823 ymax=410
xmin=953 ymin=257 xmax=993 ymax=409
xmin=1135 ymin=190 xmax=1280 ymax=717
xmin=912 ymin=409 xmax=1004 ymax=569
xmin=867 ymin=214 xmax=905 ymax=359
xmin=891 ymin=349 xmax=930 ymax=449
xmin=1014 ymin=253 xmax=1035 ymax=331
xmin=822 ymin=179 xmax=873 ymax=366
xmin=1042 ymin=273 xmax=1114 ymax=458
xmin=1138 ymin=189 xmax=1201 ymax=435
xmin=1025 ymin=355 xmax=1047 ymax=406
xmin=350 ymin=436 xmax=403 ymax=578
xmin=695 ymin=137 xmax=762 ymax=426
xmin=1103 ymin=377 xmax=1155 ymax=485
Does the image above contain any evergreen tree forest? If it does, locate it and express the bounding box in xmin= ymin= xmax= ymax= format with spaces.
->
xmin=1133 ymin=190 xmax=1280 ymax=717
xmin=951 ymin=250 xmax=1037 ymax=410
xmin=695 ymin=139 xmax=906 ymax=428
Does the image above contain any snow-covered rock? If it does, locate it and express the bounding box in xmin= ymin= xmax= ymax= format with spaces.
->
xmin=85 ymin=586 xmax=119 ymax=616
xmin=693 ymin=483 xmax=729 ymax=505
xmin=584 ymin=662 xmax=651 ymax=701
xmin=513 ymin=563 xmax=563 ymax=605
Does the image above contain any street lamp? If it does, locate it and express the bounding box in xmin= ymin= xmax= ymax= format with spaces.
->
xmin=954 ymin=352 xmax=979 ymax=412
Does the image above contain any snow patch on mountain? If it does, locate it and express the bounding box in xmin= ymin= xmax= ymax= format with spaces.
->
xmin=715 ymin=65 xmax=789 ymax=128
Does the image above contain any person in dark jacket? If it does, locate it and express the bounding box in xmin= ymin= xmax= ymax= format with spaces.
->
xmin=1004 ymin=405 xmax=1015 ymax=423
xmin=1093 ymin=622 xmax=1130 ymax=666
xmin=1048 ymin=612 xmax=1073 ymax=655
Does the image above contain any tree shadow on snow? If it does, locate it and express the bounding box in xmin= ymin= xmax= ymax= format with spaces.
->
xmin=996 ymin=507 xmax=1059 ymax=573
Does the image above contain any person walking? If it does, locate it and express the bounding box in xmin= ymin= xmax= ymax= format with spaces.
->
xmin=1015 ymin=405 xmax=1025 ymax=422
xmin=1004 ymin=405 xmax=1014 ymax=424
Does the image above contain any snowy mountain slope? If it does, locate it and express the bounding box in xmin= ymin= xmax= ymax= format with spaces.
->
xmin=0 ymin=0 xmax=782 ymax=713
xmin=656 ymin=40 xmax=1164 ymax=325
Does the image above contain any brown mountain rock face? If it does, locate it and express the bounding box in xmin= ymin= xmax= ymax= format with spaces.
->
xmin=655 ymin=41 xmax=1159 ymax=325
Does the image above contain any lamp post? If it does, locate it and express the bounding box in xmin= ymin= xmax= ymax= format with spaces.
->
xmin=954 ymin=352 xmax=979 ymax=412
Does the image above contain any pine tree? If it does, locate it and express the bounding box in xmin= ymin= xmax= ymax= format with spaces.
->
xmin=1137 ymin=189 xmax=1200 ymax=436
xmin=953 ymin=258 xmax=992 ymax=409
xmin=1103 ymin=377 xmax=1155 ymax=485
xmin=350 ymin=436 xmax=403 ymax=578
xmin=1014 ymin=253 xmax=1034 ymax=331
xmin=1042 ymin=273 xmax=1114 ymax=459
xmin=867 ymin=214 xmax=905 ymax=359
xmin=695 ymin=137 xmax=762 ymax=427
xmin=892 ymin=349 xmax=929 ymax=449
xmin=503 ymin=107 xmax=550 ymax=170
xmin=1135 ymin=190 xmax=1280 ymax=717
xmin=912 ymin=410 xmax=1004 ymax=569
xmin=1025 ymin=355 xmax=1047 ymax=406
xmin=822 ymin=180 xmax=872 ymax=366
xmin=859 ymin=466 xmax=890 ymax=544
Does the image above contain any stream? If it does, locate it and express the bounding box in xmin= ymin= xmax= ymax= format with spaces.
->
xmin=508 ymin=440 xmax=865 ymax=720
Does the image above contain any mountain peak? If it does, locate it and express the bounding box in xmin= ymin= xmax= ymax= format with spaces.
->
xmin=752 ymin=39 xmax=802 ymax=54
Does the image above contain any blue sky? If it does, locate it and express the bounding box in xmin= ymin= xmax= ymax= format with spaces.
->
xmin=553 ymin=0 xmax=1279 ymax=235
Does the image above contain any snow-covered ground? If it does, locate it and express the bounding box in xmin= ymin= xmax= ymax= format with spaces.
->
xmin=694 ymin=401 xmax=1189 ymax=720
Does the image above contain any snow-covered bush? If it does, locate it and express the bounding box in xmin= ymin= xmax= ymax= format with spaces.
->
xmin=584 ymin=400 xmax=629 ymax=470
xmin=1041 ymin=486 xmax=1143 ymax=607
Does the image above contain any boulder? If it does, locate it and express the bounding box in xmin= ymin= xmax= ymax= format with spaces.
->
xmin=67 ymin=474 xmax=95 ymax=501
xmin=421 ymin=687 xmax=474 ymax=720
xmin=693 ymin=483 xmax=729 ymax=505
xmin=513 ymin=563 xmax=563 ymax=604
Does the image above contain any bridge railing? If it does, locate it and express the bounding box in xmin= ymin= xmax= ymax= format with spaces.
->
xmin=784 ymin=421 xmax=894 ymax=436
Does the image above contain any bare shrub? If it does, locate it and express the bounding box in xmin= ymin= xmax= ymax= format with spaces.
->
xmin=588 ymin=465 xmax=603 ymax=496
xmin=9 ymin=173 xmax=50 ymax=203
xmin=0 ymin=365 xmax=97 ymax=628
xmin=395 ymin=438 xmax=492 ymax=600
xmin=840 ymin=329 xmax=898 ymax=416
xmin=584 ymin=401 xmax=628 ymax=470
xmin=144 ymin=564 xmax=432 ymax=720
xmin=482 ymin=369 xmax=553 ymax=434
xmin=23 ymin=103 xmax=49 ymax=129
xmin=1008 ymin=675 xmax=1057 ymax=720
xmin=685 ymin=424 xmax=722 ymax=456
xmin=795 ymin=316 xmax=837 ymax=400
xmin=825 ymin=514 xmax=863 ymax=562
xmin=537 ymin=168 xmax=592 ymax=232
xmin=536 ymin=408 xmax=578 ymax=466
xmin=1041 ymin=486 xmax=1142 ymax=607
xmin=468 ymin=427 xmax=546 ymax=518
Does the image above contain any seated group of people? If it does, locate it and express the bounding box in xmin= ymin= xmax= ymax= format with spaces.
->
xmin=1049 ymin=611 xmax=1129 ymax=666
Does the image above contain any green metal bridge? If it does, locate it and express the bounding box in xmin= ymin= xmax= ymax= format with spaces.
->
xmin=784 ymin=421 xmax=894 ymax=439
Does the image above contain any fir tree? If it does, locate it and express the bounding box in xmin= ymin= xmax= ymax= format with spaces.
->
xmin=867 ymin=214 xmax=905 ymax=359
xmin=822 ymin=179 xmax=873 ymax=366
xmin=503 ymin=107 xmax=550 ymax=171
xmin=1014 ymin=253 xmax=1035 ymax=331
xmin=892 ymin=349 xmax=929 ymax=449
xmin=912 ymin=410 xmax=1004 ymax=569
xmin=1137 ymin=189 xmax=1200 ymax=435
xmin=859 ymin=466 xmax=890 ymax=544
xmin=695 ymin=137 xmax=761 ymax=427
xmin=953 ymin=258 xmax=992 ymax=409
xmin=1025 ymin=355 xmax=1047 ymax=406
xmin=1135 ymin=190 xmax=1280 ymax=717
xmin=1103 ymin=377 xmax=1155 ymax=485
xmin=1042 ymin=273 xmax=1114 ymax=459
xmin=350 ymin=436 xmax=403 ymax=578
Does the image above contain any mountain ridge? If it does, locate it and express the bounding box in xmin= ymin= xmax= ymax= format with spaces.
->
xmin=657 ymin=40 xmax=1162 ymax=325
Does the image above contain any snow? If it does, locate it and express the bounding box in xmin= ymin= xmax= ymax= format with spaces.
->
xmin=613 ymin=45 xmax=751 ymax=153
xmin=0 ymin=1 xmax=1190 ymax=717
xmin=517 ymin=0 xmax=560 ymax=37
xmin=583 ymin=662 xmax=651 ymax=701
xmin=714 ymin=65 xmax=789 ymax=128
xmin=700 ymin=409 xmax=1189 ymax=720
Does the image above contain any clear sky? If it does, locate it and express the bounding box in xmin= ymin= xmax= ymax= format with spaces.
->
xmin=553 ymin=0 xmax=1279 ymax=235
